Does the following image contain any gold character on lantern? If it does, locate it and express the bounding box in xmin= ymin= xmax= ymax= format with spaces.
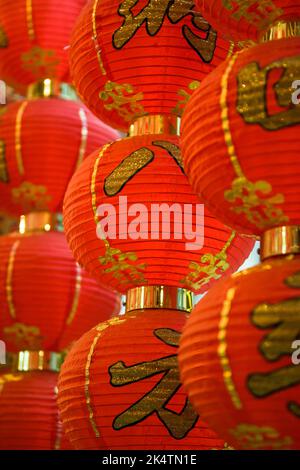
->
xmin=109 ymin=328 xmax=198 ymax=438
xmin=237 ymin=56 xmax=300 ymax=130
xmin=0 ymin=140 xmax=9 ymax=183
xmin=248 ymin=271 xmax=300 ymax=418
xmin=113 ymin=0 xmax=217 ymax=62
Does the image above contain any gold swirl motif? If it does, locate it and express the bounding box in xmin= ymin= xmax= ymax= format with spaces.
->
xmin=99 ymin=81 xmax=145 ymax=123
xmin=181 ymin=231 xmax=236 ymax=291
xmin=26 ymin=0 xmax=35 ymax=41
xmin=12 ymin=181 xmax=52 ymax=212
xmin=85 ymin=317 xmax=127 ymax=438
xmin=230 ymin=423 xmax=292 ymax=450
xmin=218 ymin=286 xmax=242 ymax=410
xmin=76 ymin=109 xmax=88 ymax=169
xmin=91 ymin=144 xmax=146 ymax=286
xmin=15 ymin=101 xmax=28 ymax=175
xmin=220 ymin=53 xmax=288 ymax=230
xmin=66 ymin=263 xmax=82 ymax=326
xmin=21 ymin=46 xmax=60 ymax=77
xmin=92 ymin=0 xmax=107 ymax=76
xmin=6 ymin=240 xmax=20 ymax=319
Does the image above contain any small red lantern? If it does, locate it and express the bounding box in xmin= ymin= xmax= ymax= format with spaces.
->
xmin=58 ymin=306 xmax=226 ymax=450
xmin=0 ymin=0 xmax=87 ymax=92
xmin=181 ymin=36 xmax=300 ymax=237
xmin=0 ymin=229 xmax=121 ymax=353
xmin=63 ymin=126 xmax=254 ymax=294
xmin=179 ymin=254 xmax=300 ymax=450
xmin=196 ymin=0 xmax=300 ymax=41
xmin=0 ymin=371 xmax=62 ymax=450
xmin=69 ymin=0 xmax=235 ymax=131
xmin=0 ymin=95 xmax=119 ymax=216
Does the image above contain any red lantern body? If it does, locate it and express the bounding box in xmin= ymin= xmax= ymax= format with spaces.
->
xmin=181 ymin=37 xmax=300 ymax=237
xmin=69 ymin=0 xmax=235 ymax=131
xmin=0 ymin=231 xmax=120 ymax=352
xmin=63 ymin=133 xmax=254 ymax=294
xmin=197 ymin=0 xmax=300 ymax=41
xmin=58 ymin=309 xmax=226 ymax=450
xmin=0 ymin=0 xmax=87 ymax=92
xmin=179 ymin=255 xmax=300 ymax=450
xmin=0 ymin=371 xmax=61 ymax=450
xmin=0 ymin=97 xmax=119 ymax=216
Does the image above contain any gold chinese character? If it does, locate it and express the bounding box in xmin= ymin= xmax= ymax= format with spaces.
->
xmin=248 ymin=271 xmax=300 ymax=418
xmin=113 ymin=0 xmax=217 ymax=62
xmin=109 ymin=328 xmax=198 ymax=438
xmin=237 ymin=56 xmax=300 ymax=130
xmin=0 ymin=140 xmax=9 ymax=183
xmin=222 ymin=0 xmax=282 ymax=28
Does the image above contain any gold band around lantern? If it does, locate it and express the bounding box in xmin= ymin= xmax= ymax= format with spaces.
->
xmin=261 ymin=226 xmax=300 ymax=260
xmin=7 ymin=351 xmax=63 ymax=372
xmin=125 ymin=285 xmax=193 ymax=313
xmin=19 ymin=212 xmax=63 ymax=234
xmin=129 ymin=115 xmax=181 ymax=137
xmin=27 ymin=79 xmax=77 ymax=101
xmin=260 ymin=20 xmax=300 ymax=42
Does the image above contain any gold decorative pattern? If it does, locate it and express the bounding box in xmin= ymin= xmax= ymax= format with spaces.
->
xmin=6 ymin=240 xmax=20 ymax=319
xmin=221 ymin=53 xmax=288 ymax=229
xmin=181 ymin=231 xmax=236 ymax=290
xmin=153 ymin=140 xmax=183 ymax=172
xmin=230 ymin=423 xmax=292 ymax=450
xmin=0 ymin=25 xmax=8 ymax=47
xmin=26 ymin=0 xmax=35 ymax=41
xmin=15 ymin=101 xmax=28 ymax=175
xmin=0 ymin=374 xmax=23 ymax=394
xmin=0 ymin=140 xmax=9 ymax=183
xmin=66 ymin=263 xmax=82 ymax=326
xmin=92 ymin=0 xmax=107 ymax=75
xmin=218 ymin=286 xmax=242 ymax=410
xmin=222 ymin=0 xmax=283 ymax=31
xmin=21 ymin=46 xmax=60 ymax=77
xmin=99 ymin=81 xmax=145 ymax=123
xmin=76 ymin=108 xmax=88 ymax=168
xmin=172 ymin=81 xmax=201 ymax=117
xmin=85 ymin=317 xmax=127 ymax=438
xmin=4 ymin=323 xmax=42 ymax=350
xmin=91 ymin=144 xmax=146 ymax=286
xmin=104 ymin=148 xmax=154 ymax=196
xmin=12 ymin=181 xmax=52 ymax=212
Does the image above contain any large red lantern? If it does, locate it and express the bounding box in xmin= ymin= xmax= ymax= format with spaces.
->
xmin=0 ymin=0 xmax=87 ymax=92
xmin=69 ymin=0 xmax=235 ymax=131
xmin=58 ymin=306 xmax=226 ymax=450
xmin=0 ymin=371 xmax=62 ymax=450
xmin=0 ymin=93 xmax=119 ymax=216
xmin=179 ymin=253 xmax=300 ymax=450
xmin=181 ymin=36 xmax=300 ymax=237
xmin=0 ymin=227 xmax=121 ymax=353
xmin=196 ymin=0 xmax=300 ymax=41
xmin=63 ymin=123 xmax=254 ymax=294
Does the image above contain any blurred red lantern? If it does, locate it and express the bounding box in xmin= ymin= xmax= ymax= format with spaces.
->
xmin=0 ymin=228 xmax=120 ymax=353
xmin=0 ymin=0 xmax=87 ymax=93
xmin=58 ymin=307 xmax=226 ymax=450
xmin=0 ymin=371 xmax=61 ymax=450
xmin=63 ymin=124 xmax=254 ymax=294
xmin=179 ymin=254 xmax=300 ymax=450
xmin=196 ymin=0 xmax=300 ymax=41
xmin=69 ymin=0 xmax=235 ymax=131
xmin=0 ymin=94 xmax=119 ymax=216
xmin=181 ymin=36 xmax=300 ymax=237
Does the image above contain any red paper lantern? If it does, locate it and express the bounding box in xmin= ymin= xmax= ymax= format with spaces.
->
xmin=0 ymin=231 xmax=121 ymax=353
xmin=0 ymin=97 xmax=119 ymax=216
xmin=196 ymin=0 xmax=300 ymax=41
xmin=181 ymin=37 xmax=300 ymax=237
xmin=0 ymin=371 xmax=61 ymax=450
xmin=69 ymin=0 xmax=235 ymax=131
xmin=63 ymin=132 xmax=254 ymax=294
xmin=179 ymin=255 xmax=300 ymax=450
xmin=0 ymin=0 xmax=87 ymax=92
xmin=57 ymin=308 xmax=226 ymax=450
